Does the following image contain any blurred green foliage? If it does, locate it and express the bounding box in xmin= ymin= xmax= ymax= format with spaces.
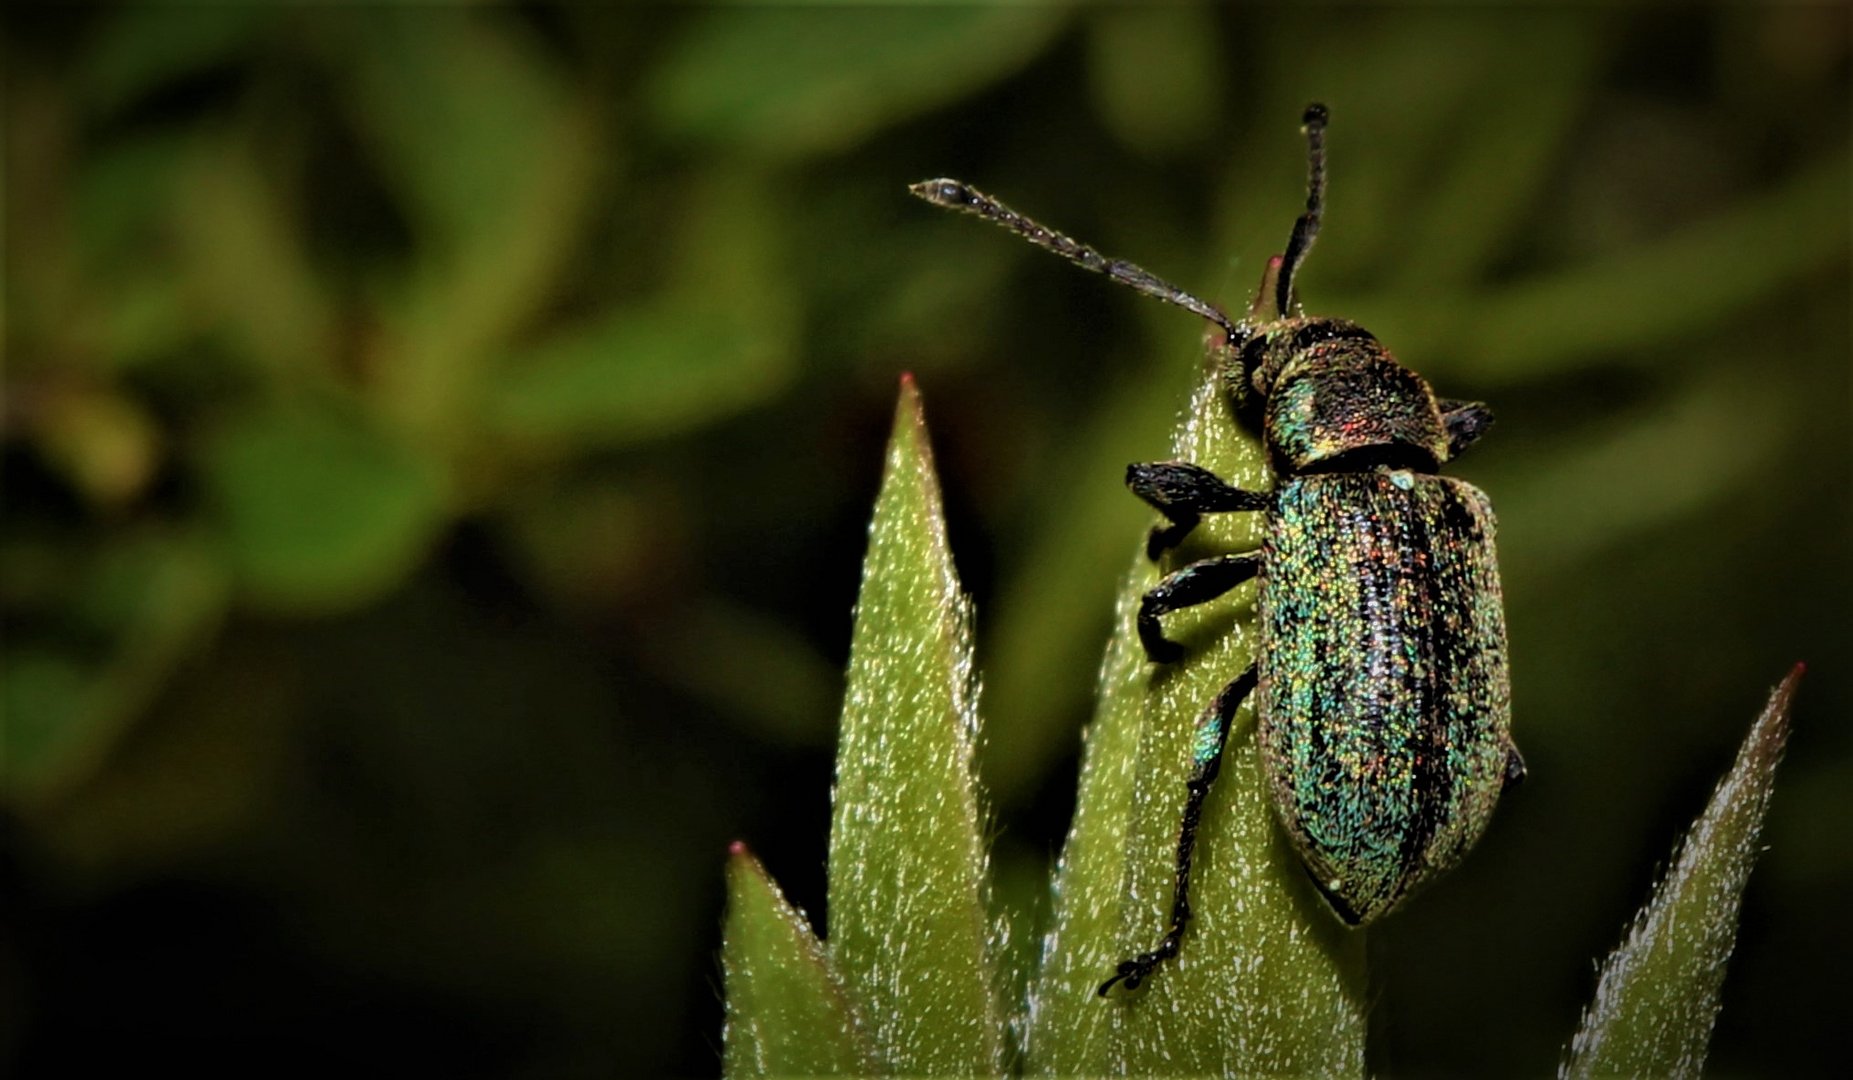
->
xmin=2 ymin=5 xmax=1847 ymax=1076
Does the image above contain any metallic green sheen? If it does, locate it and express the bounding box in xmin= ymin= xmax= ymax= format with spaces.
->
xmin=1256 ymin=469 xmax=1512 ymax=925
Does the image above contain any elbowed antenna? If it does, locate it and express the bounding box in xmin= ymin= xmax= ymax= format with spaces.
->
xmin=1273 ymin=102 xmax=1329 ymax=318
xmin=908 ymin=178 xmax=1240 ymax=341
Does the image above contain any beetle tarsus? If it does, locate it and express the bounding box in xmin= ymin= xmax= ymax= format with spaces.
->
xmin=1098 ymin=937 xmax=1181 ymax=997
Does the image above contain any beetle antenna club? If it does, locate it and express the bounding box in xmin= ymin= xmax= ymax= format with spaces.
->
xmin=908 ymin=178 xmax=1241 ymax=342
xmin=1274 ymin=102 xmax=1329 ymax=317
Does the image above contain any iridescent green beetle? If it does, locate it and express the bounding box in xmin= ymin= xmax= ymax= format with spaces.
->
xmin=913 ymin=104 xmax=1523 ymax=995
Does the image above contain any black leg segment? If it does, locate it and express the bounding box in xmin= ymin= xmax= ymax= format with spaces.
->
xmin=1100 ymin=663 xmax=1258 ymax=996
xmin=1439 ymin=399 xmax=1495 ymax=460
xmin=1139 ymin=552 xmax=1262 ymax=663
xmin=1503 ymin=744 xmax=1528 ymax=790
xmin=1126 ymin=461 xmax=1270 ymax=559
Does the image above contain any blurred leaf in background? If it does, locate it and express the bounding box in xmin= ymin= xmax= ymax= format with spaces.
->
xmin=3 ymin=5 xmax=1847 ymax=1076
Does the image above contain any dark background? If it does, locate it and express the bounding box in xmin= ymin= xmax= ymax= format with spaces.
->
xmin=4 ymin=6 xmax=1848 ymax=1076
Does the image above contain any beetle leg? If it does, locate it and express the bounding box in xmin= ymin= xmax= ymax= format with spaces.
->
xmin=1503 ymin=743 xmax=1528 ymax=790
xmin=1126 ymin=461 xmax=1270 ymax=560
xmin=1438 ymin=399 xmax=1495 ymax=460
xmin=1138 ymin=552 xmax=1262 ymax=663
xmin=1100 ymin=664 xmax=1257 ymax=996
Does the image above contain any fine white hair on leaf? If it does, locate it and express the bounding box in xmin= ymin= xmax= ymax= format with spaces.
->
xmin=1561 ymin=666 xmax=1801 ymax=1080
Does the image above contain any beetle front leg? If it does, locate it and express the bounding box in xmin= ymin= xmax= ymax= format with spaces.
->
xmin=1101 ymin=663 xmax=1257 ymax=996
xmin=1126 ymin=461 xmax=1271 ymax=559
xmin=1138 ymin=552 xmax=1262 ymax=663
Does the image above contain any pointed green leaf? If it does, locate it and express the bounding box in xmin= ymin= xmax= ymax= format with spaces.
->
xmin=1562 ymin=666 xmax=1802 ymax=1080
xmin=1028 ymin=352 xmax=1368 ymax=1076
xmin=722 ymin=843 xmax=875 ymax=1078
xmin=827 ymin=377 xmax=1005 ymax=1076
